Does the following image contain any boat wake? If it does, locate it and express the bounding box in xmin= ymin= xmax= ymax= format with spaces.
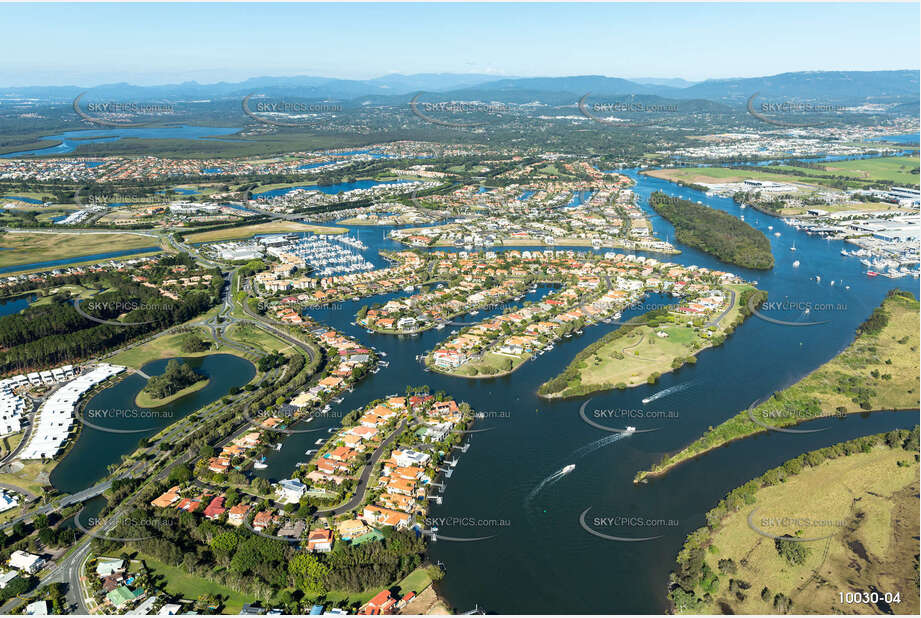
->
xmin=525 ymin=465 xmax=575 ymax=505
xmin=570 ymin=432 xmax=628 ymax=460
xmin=641 ymin=380 xmax=700 ymax=405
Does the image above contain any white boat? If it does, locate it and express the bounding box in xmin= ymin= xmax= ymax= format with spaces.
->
xmin=840 ymin=250 xmax=849 ymax=257
xmin=740 ymin=204 xmax=747 ymax=209
xmin=767 ymin=225 xmax=773 ymax=230
xmin=625 ymin=426 xmax=636 ymax=433
xmin=792 ymin=260 xmax=800 ymax=268
xmin=561 ymin=464 xmax=576 ymax=474
xmin=641 ymin=397 xmax=652 ymax=404
xmin=436 ymin=323 xmax=445 ymax=330
xmin=774 ymin=232 xmax=781 ymax=237
xmin=253 ymin=462 xmax=268 ymax=470
xmin=790 ymin=241 xmax=797 ymax=252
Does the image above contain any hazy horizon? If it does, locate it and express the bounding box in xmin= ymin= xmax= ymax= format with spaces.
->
xmin=2 ymin=2 xmax=918 ymax=87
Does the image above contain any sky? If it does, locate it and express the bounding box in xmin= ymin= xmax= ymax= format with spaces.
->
xmin=3 ymin=2 xmax=919 ymax=86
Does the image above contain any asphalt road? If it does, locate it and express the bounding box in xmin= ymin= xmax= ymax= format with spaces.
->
xmin=315 ymin=419 xmax=408 ymax=518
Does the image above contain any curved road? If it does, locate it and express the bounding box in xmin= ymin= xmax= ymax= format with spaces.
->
xmin=315 ymin=418 xmax=409 ymax=518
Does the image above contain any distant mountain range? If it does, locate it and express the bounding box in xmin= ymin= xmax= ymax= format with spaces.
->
xmin=1 ymin=70 xmax=917 ymax=107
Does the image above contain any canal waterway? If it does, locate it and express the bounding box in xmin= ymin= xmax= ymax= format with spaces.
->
xmin=255 ymin=166 xmax=917 ymax=613
xmin=50 ymin=354 xmax=255 ymax=494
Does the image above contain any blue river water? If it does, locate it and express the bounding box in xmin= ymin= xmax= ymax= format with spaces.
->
xmin=25 ymin=154 xmax=917 ymax=613
xmin=233 ymin=166 xmax=920 ymax=613
xmin=1 ymin=195 xmax=44 ymax=204
xmin=0 ymin=293 xmax=35 ymax=317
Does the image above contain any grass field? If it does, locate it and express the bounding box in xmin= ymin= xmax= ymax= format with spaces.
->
xmin=541 ymin=284 xmax=755 ymax=398
xmin=645 ymin=155 xmax=920 ymax=192
xmin=0 ymin=432 xmax=24 ymax=460
xmin=395 ymin=567 xmax=434 ymax=596
xmin=820 ymin=155 xmax=920 ymax=185
xmin=224 ymin=322 xmax=296 ymax=355
xmin=0 ymin=458 xmax=55 ymax=497
xmin=29 ymin=284 xmax=101 ymax=306
xmin=0 ymin=231 xmax=162 ymax=269
xmin=638 ymin=291 xmax=920 ymax=481
xmin=108 ymin=329 xmax=220 ymax=369
xmin=138 ymin=554 xmax=251 ymax=614
xmin=645 ymin=167 xmax=814 ymax=187
xmin=450 ymin=350 xmax=527 ymax=378
xmin=183 ymin=221 xmax=344 ymax=243
xmin=682 ymin=447 xmax=919 ymax=615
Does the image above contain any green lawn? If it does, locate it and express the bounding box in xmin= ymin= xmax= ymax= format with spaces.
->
xmin=395 ymin=567 xmax=433 ymax=596
xmin=109 ymin=330 xmax=219 ymax=369
xmin=139 ymin=555 xmax=252 ymax=614
xmin=821 ymin=155 xmax=920 ymax=185
xmin=225 ymin=322 xmax=297 ymax=355
xmin=645 ymin=155 xmax=920 ymax=191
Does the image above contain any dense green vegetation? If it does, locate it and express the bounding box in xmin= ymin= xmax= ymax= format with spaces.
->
xmin=90 ymin=498 xmax=425 ymax=609
xmin=0 ymin=255 xmax=222 ymax=375
xmin=649 ymin=192 xmax=774 ymax=269
xmin=143 ymin=359 xmax=204 ymax=399
xmin=669 ymin=426 xmax=919 ymax=612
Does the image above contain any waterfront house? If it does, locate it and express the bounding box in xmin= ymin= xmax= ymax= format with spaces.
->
xmin=208 ymin=457 xmax=231 ymax=474
xmin=361 ymin=589 xmax=398 ymax=615
xmin=362 ymin=505 xmax=411 ymax=528
xmin=277 ymin=478 xmax=308 ymax=503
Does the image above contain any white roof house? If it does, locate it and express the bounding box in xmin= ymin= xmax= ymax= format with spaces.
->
xmin=8 ymin=550 xmax=45 ymax=574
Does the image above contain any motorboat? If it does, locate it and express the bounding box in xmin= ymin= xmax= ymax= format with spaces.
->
xmin=625 ymin=426 xmax=637 ymax=433
xmin=561 ymin=464 xmax=576 ymax=474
